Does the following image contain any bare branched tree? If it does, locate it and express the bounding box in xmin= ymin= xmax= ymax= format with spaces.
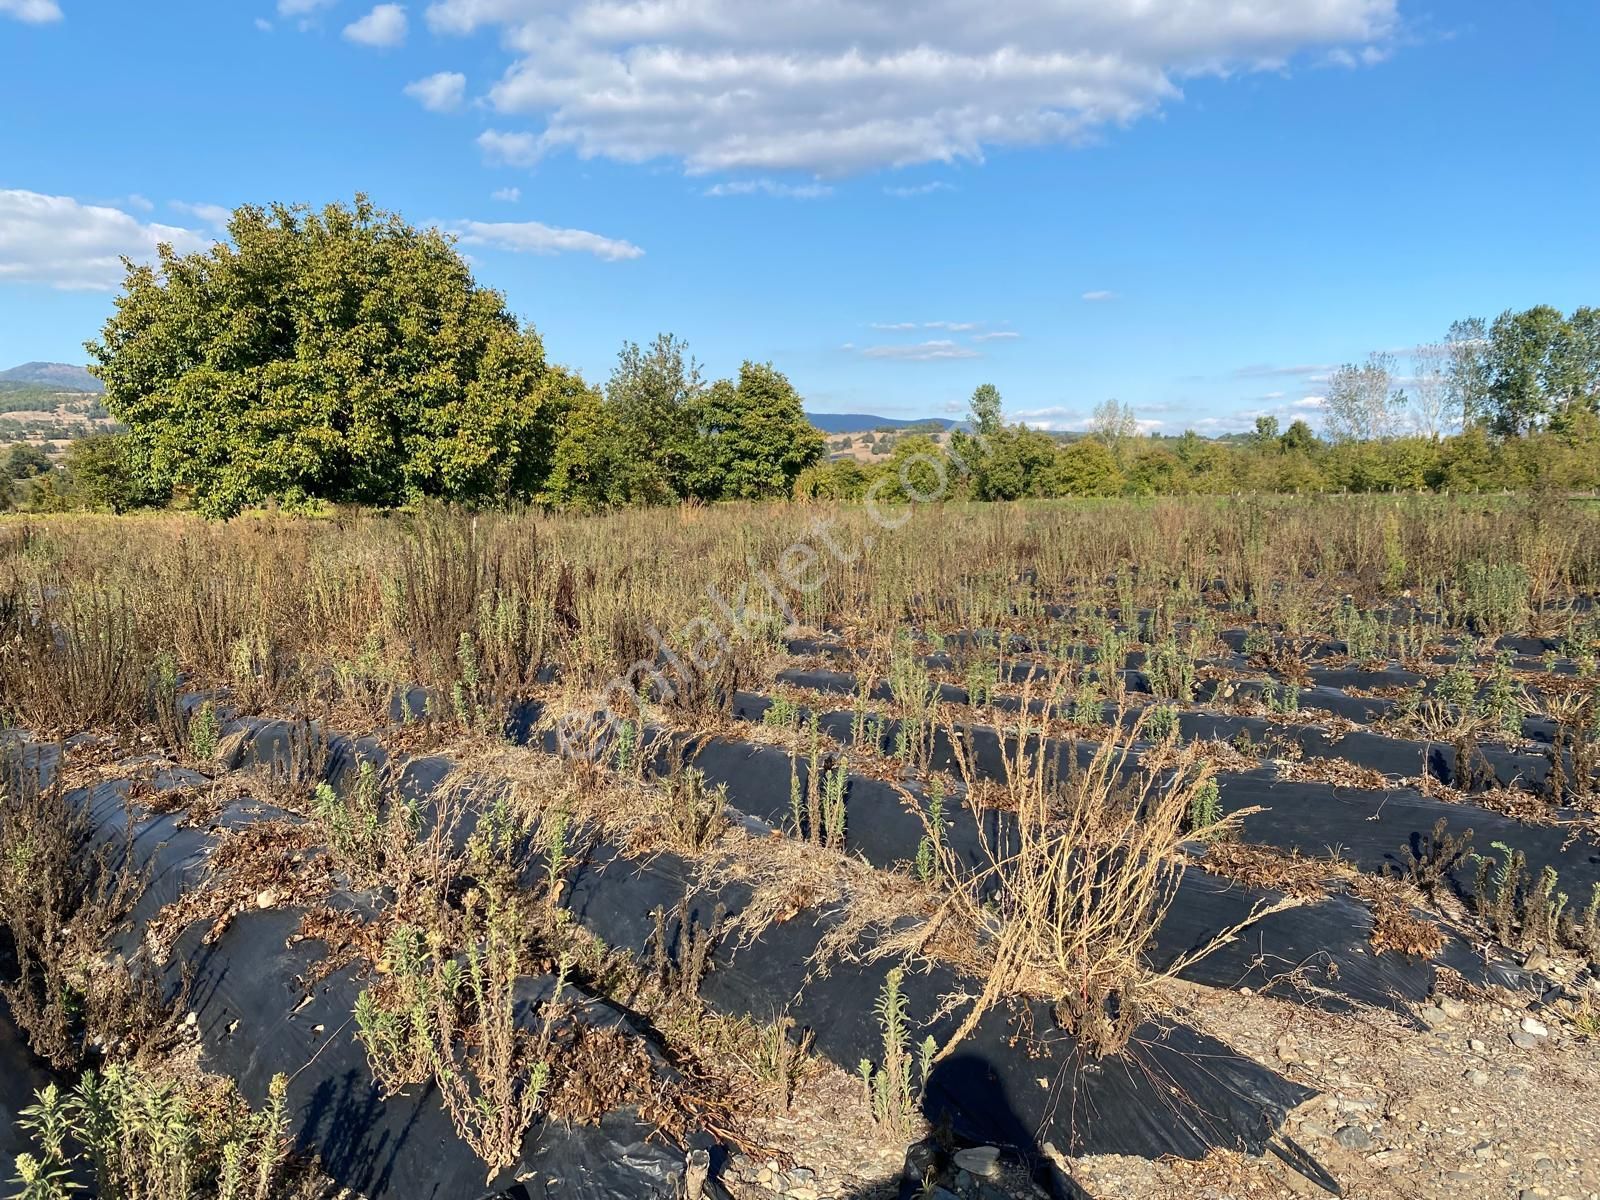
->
xmin=1408 ymin=342 xmax=1453 ymax=439
xmin=1323 ymin=351 xmax=1404 ymax=442
xmin=1444 ymin=317 xmax=1491 ymax=429
xmin=1091 ymin=398 xmax=1138 ymax=459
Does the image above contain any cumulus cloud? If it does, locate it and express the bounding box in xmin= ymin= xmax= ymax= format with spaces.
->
xmin=1081 ymin=289 xmax=1118 ymax=302
xmin=405 ymin=70 xmax=467 ymax=111
xmin=420 ymin=0 xmax=1397 ymax=176
xmin=704 ymin=178 xmax=833 ymax=199
xmin=447 ymin=218 xmax=644 ymax=261
xmin=170 ymin=200 xmax=233 ymax=227
xmin=1 ymin=0 xmax=63 ymax=21
xmin=0 ymin=190 xmax=207 ymax=291
xmin=344 ymin=3 xmax=407 ymax=46
xmin=478 ymin=129 xmax=542 ymax=166
xmin=859 ymin=340 xmax=981 ymax=362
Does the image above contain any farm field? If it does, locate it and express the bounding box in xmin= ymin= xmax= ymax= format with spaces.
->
xmin=4 ymin=495 xmax=1600 ymax=1200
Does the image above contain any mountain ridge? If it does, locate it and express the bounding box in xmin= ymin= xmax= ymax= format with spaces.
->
xmin=805 ymin=412 xmax=957 ymax=434
xmin=0 ymin=362 xmax=103 ymax=392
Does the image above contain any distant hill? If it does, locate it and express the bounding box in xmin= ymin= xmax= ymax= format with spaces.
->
xmin=0 ymin=362 xmax=102 ymax=393
xmin=806 ymin=413 xmax=958 ymax=434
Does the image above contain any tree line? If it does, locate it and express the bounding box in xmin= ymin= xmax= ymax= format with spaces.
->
xmin=73 ymin=198 xmax=823 ymax=518
xmin=25 ymin=196 xmax=1600 ymax=516
xmin=1321 ymin=307 xmax=1599 ymax=441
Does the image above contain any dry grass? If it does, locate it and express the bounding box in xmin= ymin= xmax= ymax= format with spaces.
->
xmin=907 ymin=700 xmax=1230 ymax=1058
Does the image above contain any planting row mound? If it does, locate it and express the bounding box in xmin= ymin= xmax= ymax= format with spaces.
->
xmin=6 ymin=733 xmax=717 ymax=1200
xmin=744 ymin=675 xmax=1600 ymax=899
xmin=6 ymin=708 xmax=1348 ymax=1196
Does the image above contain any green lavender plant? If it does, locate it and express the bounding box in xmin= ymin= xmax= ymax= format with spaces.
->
xmin=612 ymin=718 xmax=638 ymax=776
xmin=1071 ymin=681 xmax=1103 ymax=728
xmin=543 ymin=808 xmax=572 ymax=905
xmin=452 ymin=630 xmax=482 ymax=729
xmin=1479 ymin=650 xmax=1524 ymax=735
xmin=857 ymin=967 xmax=929 ymax=1141
xmin=1187 ymin=779 xmax=1221 ymax=837
xmin=763 ymin=695 xmax=800 ymax=730
xmin=1265 ymin=680 xmax=1300 ymax=716
xmin=1145 ymin=635 xmax=1195 ymax=702
xmin=189 ymin=699 xmax=220 ymax=764
xmin=822 ymin=759 xmax=848 ymax=850
xmin=1144 ymin=704 xmax=1178 ymax=743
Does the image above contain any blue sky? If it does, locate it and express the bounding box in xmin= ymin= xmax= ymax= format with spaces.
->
xmin=2 ymin=0 xmax=1597 ymax=432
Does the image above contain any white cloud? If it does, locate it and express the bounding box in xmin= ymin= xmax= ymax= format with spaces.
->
xmin=1326 ymin=43 xmax=1389 ymax=68
xmin=871 ymin=320 xmax=980 ymax=332
xmin=170 ymin=200 xmax=233 ymax=227
xmin=405 ymin=70 xmax=467 ymax=111
xmin=884 ymin=181 xmax=955 ymax=197
xmin=447 ymin=218 xmax=644 ymax=261
xmin=859 ymin=340 xmax=981 ymax=362
xmin=0 ymin=0 xmax=63 ymax=22
xmin=704 ymin=178 xmax=833 ymax=199
xmin=1012 ymin=406 xmax=1089 ymax=431
xmin=491 ymin=186 xmax=521 ymax=202
xmin=344 ymin=3 xmax=407 ymax=46
xmin=0 ymin=190 xmax=207 ymax=291
xmin=478 ymin=129 xmax=542 ymax=166
xmin=1081 ymin=289 xmax=1118 ymax=302
xmin=423 ymin=0 xmax=1398 ymax=176
xmin=1232 ymin=361 xmax=1335 ymax=379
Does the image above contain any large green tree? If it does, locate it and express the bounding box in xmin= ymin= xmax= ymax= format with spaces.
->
xmin=87 ymin=197 xmax=556 ymax=517
xmin=603 ymin=333 xmax=707 ymax=502
xmin=692 ymin=362 xmax=825 ymax=500
xmin=1475 ymin=305 xmax=1600 ymax=436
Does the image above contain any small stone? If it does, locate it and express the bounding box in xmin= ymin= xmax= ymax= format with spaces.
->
xmin=1334 ymin=1125 xmax=1373 ymax=1151
xmin=1521 ymin=1016 xmax=1550 ymax=1038
xmin=1419 ymin=1003 xmax=1453 ymax=1029
xmin=953 ymin=1147 xmax=1002 ymax=1179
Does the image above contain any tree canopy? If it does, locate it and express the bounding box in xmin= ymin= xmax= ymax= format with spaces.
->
xmin=87 ymin=197 xmax=557 ymax=517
